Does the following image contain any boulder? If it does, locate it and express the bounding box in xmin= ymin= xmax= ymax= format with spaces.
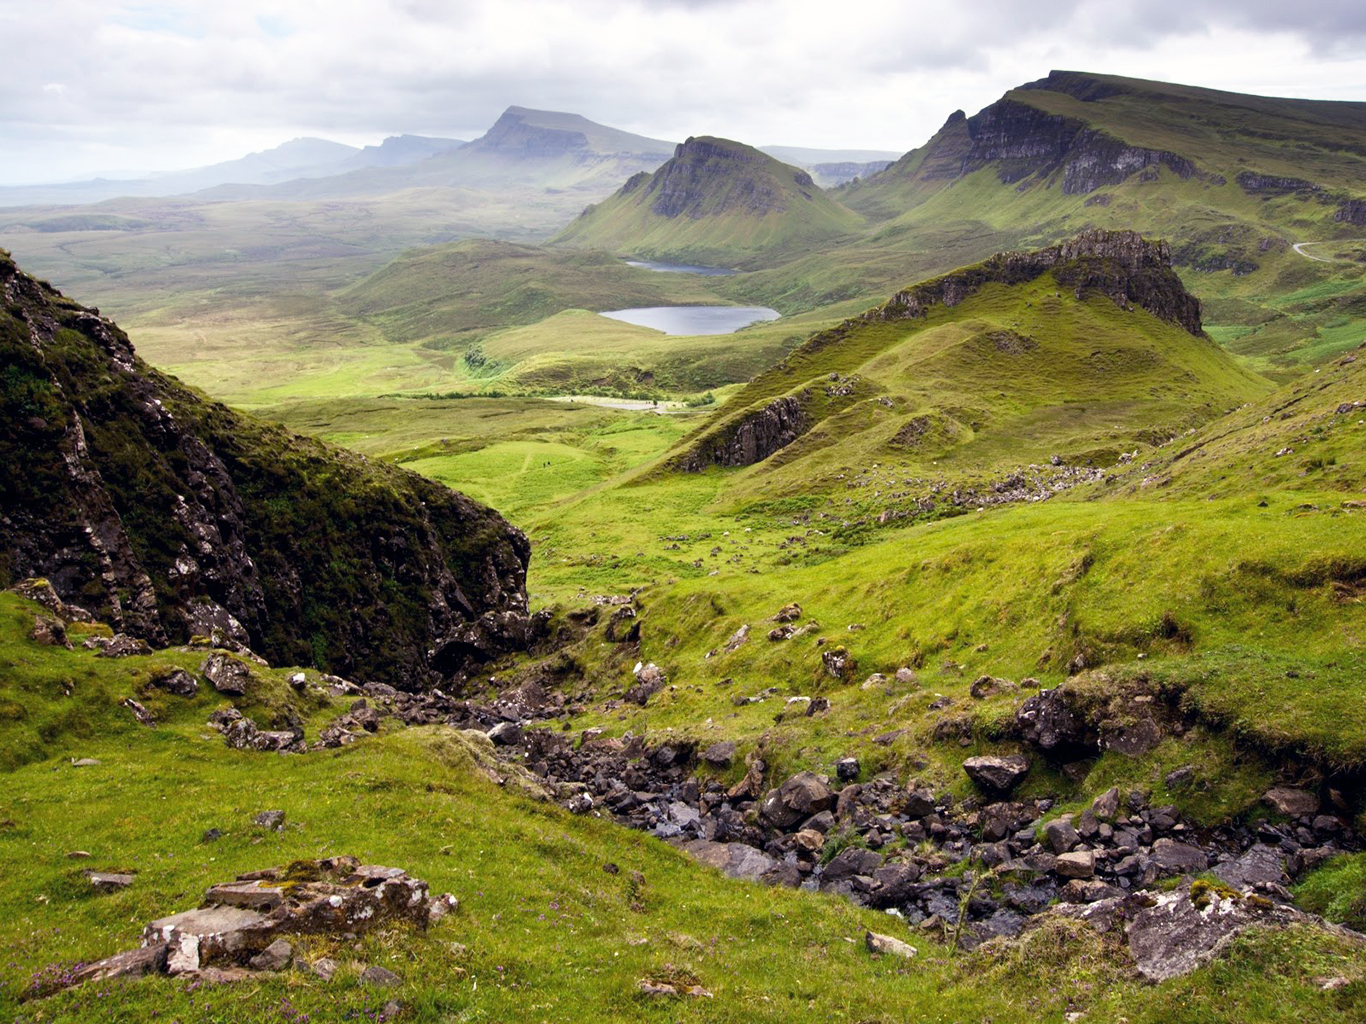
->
xmin=761 ymin=771 xmax=834 ymax=828
xmin=1043 ymin=818 xmax=1079 ymax=854
xmin=89 ymin=872 xmax=136 ymax=893
xmin=821 ymin=846 xmax=884 ymax=884
xmin=1015 ymin=688 xmax=1086 ymax=753
xmin=962 ymin=754 xmax=1030 ymax=794
xmin=1091 ymin=787 xmax=1121 ymax=821
xmin=1213 ymin=844 xmax=1287 ymax=890
xmin=681 ymin=840 xmax=777 ymax=882
xmin=1125 ymin=884 xmax=1362 ymax=982
xmin=821 ymin=646 xmax=856 ymax=681
xmin=29 ymin=614 xmax=71 ymax=648
xmin=835 ymin=757 xmax=860 ymax=781
xmin=1152 ymin=838 xmax=1208 ymax=876
xmin=96 ymin=633 xmax=153 ymax=658
xmin=201 ymin=653 xmax=254 ymax=697
xmin=486 ymin=721 xmax=523 ymax=746
xmin=865 ymin=931 xmax=917 ymax=958
xmin=904 ymin=786 xmax=936 ymax=818
xmin=700 ymin=740 xmax=736 ymax=767
xmin=248 ymin=938 xmax=293 ymax=972
xmin=723 ymin=624 xmax=750 ymax=652
xmin=1263 ymin=786 xmax=1319 ymax=817
xmin=1055 ymin=851 xmax=1095 ymax=879
xmin=253 ymin=809 xmax=286 ymax=831
xmin=152 ymin=668 xmax=198 ymax=697
xmin=625 ymin=663 xmax=666 ymax=705
xmin=773 ymin=603 xmax=802 ymax=623
xmin=360 ymin=965 xmax=401 ymax=987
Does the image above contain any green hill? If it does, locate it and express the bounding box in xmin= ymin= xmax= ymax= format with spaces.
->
xmin=667 ymin=230 xmax=1268 ymax=511
xmin=552 ymin=136 xmax=865 ymax=267
xmin=719 ymin=71 xmax=1366 ymax=375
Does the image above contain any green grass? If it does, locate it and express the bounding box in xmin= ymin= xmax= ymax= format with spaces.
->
xmin=0 ymin=594 xmax=1363 ymax=1023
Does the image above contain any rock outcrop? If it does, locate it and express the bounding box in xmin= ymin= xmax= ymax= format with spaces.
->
xmin=678 ymin=396 xmax=810 ymax=471
xmin=0 ymin=251 xmax=532 ymax=688
xmin=870 ymin=229 xmax=1204 ymax=337
xmin=1335 ymin=198 xmax=1366 ymax=226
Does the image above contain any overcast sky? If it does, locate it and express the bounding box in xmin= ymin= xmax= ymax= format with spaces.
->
xmin=4 ymin=0 xmax=1366 ymax=184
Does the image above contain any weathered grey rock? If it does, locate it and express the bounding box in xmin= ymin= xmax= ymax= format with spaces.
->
xmin=1091 ymin=786 xmax=1121 ymax=821
xmin=146 ymin=905 xmax=274 ymax=975
xmin=60 ymin=944 xmax=168 ymax=991
xmin=625 ymin=662 xmax=666 ymax=705
xmin=970 ymin=675 xmax=1015 ymax=699
xmin=248 ymin=938 xmax=292 ymax=972
xmin=1125 ymin=884 xmax=1361 ymax=982
xmin=1214 ymin=844 xmax=1287 ymax=890
xmin=761 ymin=771 xmax=835 ymax=828
xmin=1043 ymin=818 xmax=1080 ymax=854
xmin=253 ymin=809 xmax=286 ymax=831
xmin=360 ymin=965 xmax=401 ymax=987
xmin=821 ymin=846 xmax=884 ymax=884
xmin=821 ymin=646 xmax=855 ymax=681
xmin=723 ymin=624 xmax=750 ymax=652
xmin=1152 ymin=838 xmax=1208 ymax=876
xmin=865 ymin=930 xmax=917 ymax=958
xmin=700 ymin=740 xmax=736 ymax=767
xmin=773 ymin=603 xmax=802 ymax=623
xmin=835 ymin=757 xmax=860 ymax=781
xmin=1263 ymin=786 xmax=1319 ymax=817
xmin=1055 ymin=851 xmax=1095 ymax=879
xmin=1059 ymin=879 xmax=1123 ymax=903
xmin=71 ymin=757 xmax=101 ymax=767
xmin=201 ymin=653 xmax=254 ymax=697
xmin=904 ymin=786 xmax=936 ymax=818
xmin=152 ymin=667 xmax=198 ymax=697
xmin=681 ymin=839 xmax=778 ymax=882
xmin=89 ymin=872 xmax=136 ymax=892
xmin=1015 ymin=687 xmax=1086 ymax=753
xmin=310 ymin=957 xmax=338 ymax=981
xmin=29 ymin=614 xmax=71 ymax=648
xmin=962 ymin=754 xmax=1030 ymax=794
xmin=96 ymin=633 xmax=153 ymax=658
xmin=486 ymin=721 xmax=523 ymax=746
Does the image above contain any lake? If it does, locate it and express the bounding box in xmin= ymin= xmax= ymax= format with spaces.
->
xmin=598 ymin=305 xmax=780 ymax=336
xmin=624 ymin=259 xmax=736 ymax=276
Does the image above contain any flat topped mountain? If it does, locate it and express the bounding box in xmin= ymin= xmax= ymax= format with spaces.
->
xmin=468 ymin=106 xmax=673 ymax=159
xmin=553 ymin=136 xmax=864 ymax=267
xmin=0 ymin=249 xmax=533 ymax=687
xmin=670 ymin=230 xmax=1267 ymax=506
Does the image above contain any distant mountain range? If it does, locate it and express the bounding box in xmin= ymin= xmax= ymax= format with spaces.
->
xmin=0 ymin=134 xmax=464 ymax=207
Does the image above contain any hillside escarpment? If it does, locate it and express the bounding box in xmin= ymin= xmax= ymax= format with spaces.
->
xmin=552 ymin=136 xmax=863 ymax=264
xmin=877 ymin=97 xmax=1195 ymax=197
xmin=0 ymin=251 xmax=532 ymax=688
xmin=872 ymin=229 xmax=1203 ymax=335
xmin=671 ymin=230 xmax=1227 ymax=476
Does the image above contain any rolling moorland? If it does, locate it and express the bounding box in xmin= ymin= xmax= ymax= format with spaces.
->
xmin=2 ymin=68 xmax=1366 ymax=1022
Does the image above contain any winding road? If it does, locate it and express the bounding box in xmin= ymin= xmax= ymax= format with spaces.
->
xmin=1292 ymin=239 xmax=1366 ymax=263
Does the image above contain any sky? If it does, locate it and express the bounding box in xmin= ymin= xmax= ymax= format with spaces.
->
xmin=4 ymin=0 xmax=1366 ymax=184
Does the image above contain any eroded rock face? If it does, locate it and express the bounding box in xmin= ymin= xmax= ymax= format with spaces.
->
xmin=1336 ymin=199 xmax=1366 ymax=226
xmin=0 ymin=252 xmax=531 ymax=688
xmin=680 ymin=396 xmax=810 ymax=471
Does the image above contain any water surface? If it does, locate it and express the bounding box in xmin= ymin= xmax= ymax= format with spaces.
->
xmin=598 ymin=305 xmax=779 ymax=336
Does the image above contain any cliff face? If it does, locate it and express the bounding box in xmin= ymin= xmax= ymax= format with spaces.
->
xmin=679 ymin=396 xmax=809 ymax=471
xmin=872 ymin=229 xmax=1203 ymax=336
xmin=648 ymin=137 xmax=810 ymax=219
xmin=912 ymin=98 xmax=1196 ymax=195
xmin=0 ymin=252 xmax=532 ymax=688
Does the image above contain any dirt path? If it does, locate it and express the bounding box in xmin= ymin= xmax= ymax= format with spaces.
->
xmin=1292 ymin=239 xmax=1366 ymax=263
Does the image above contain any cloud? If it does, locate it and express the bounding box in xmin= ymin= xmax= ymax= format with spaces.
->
xmin=1 ymin=0 xmax=1364 ymax=184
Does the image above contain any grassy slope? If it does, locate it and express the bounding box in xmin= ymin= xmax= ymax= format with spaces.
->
xmin=669 ymin=266 xmax=1268 ymax=507
xmin=0 ymin=595 xmax=1363 ymax=1023
xmin=553 ymin=138 xmax=865 ymax=267
xmin=815 ymin=72 xmax=1366 ymax=375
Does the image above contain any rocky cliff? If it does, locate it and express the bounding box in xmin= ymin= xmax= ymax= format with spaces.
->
xmin=870 ymin=229 xmax=1203 ymax=336
xmin=677 ymin=396 xmax=810 ymax=471
xmin=0 ymin=251 xmax=532 ymax=688
xmin=552 ymin=136 xmax=863 ymax=265
xmin=881 ymin=98 xmax=1196 ymax=197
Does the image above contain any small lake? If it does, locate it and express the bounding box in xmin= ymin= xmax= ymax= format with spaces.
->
xmin=624 ymin=259 xmax=736 ymax=277
xmin=598 ymin=305 xmax=780 ymax=336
